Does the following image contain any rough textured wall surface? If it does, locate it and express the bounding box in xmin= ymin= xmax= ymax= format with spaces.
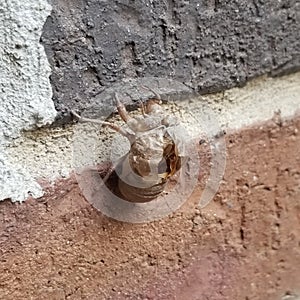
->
xmin=0 ymin=116 xmax=299 ymax=299
xmin=0 ymin=0 xmax=57 ymax=201
xmin=41 ymin=0 xmax=300 ymax=118
xmin=0 ymin=0 xmax=56 ymax=139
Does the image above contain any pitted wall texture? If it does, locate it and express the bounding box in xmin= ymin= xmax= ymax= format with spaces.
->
xmin=0 ymin=0 xmax=56 ymax=140
xmin=0 ymin=0 xmax=56 ymax=201
xmin=42 ymin=0 xmax=300 ymax=119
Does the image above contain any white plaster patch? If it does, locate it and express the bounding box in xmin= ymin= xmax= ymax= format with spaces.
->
xmin=0 ymin=0 xmax=57 ymax=201
xmin=0 ymin=0 xmax=56 ymax=138
xmin=0 ymin=150 xmax=43 ymax=200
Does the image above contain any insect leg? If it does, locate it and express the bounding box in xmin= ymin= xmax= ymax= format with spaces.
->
xmin=71 ymin=111 xmax=135 ymax=142
xmin=139 ymin=99 xmax=146 ymax=116
xmin=114 ymin=92 xmax=132 ymax=123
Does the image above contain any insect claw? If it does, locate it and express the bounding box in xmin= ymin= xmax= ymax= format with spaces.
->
xmin=114 ymin=92 xmax=121 ymax=105
xmin=71 ymin=110 xmax=81 ymax=120
xmin=139 ymin=99 xmax=146 ymax=116
xmin=114 ymin=92 xmax=131 ymax=122
xmin=141 ymin=85 xmax=161 ymax=100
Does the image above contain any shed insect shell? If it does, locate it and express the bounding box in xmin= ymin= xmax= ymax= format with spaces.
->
xmin=72 ymin=89 xmax=185 ymax=203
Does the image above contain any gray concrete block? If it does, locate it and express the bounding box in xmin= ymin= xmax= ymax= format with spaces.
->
xmin=42 ymin=0 xmax=300 ymax=119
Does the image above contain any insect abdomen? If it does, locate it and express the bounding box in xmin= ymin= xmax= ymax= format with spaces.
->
xmin=118 ymin=178 xmax=166 ymax=203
